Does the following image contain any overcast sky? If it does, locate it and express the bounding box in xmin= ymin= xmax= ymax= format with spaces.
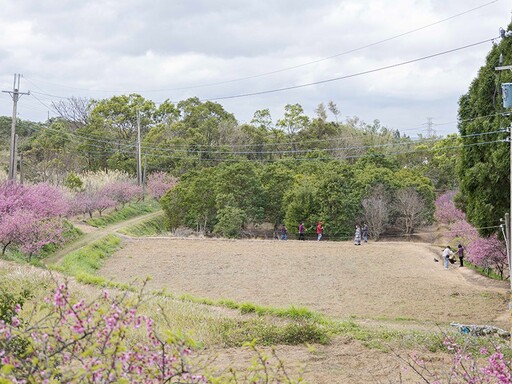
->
xmin=0 ymin=0 xmax=510 ymax=137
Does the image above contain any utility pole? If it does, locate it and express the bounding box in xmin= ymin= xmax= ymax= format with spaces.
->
xmin=136 ymin=110 xmax=142 ymax=186
xmin=14 ymin=134 xmax=18 ymax=182
xmin=142 ymin=155 xmax=147 ymax=201
xmin=19 ymin=151 xmax=24 ymax=185
xmin=496 ymin=29 xmax=512 ymax=343
xmin=2 ymin=74 xmax=30 ymax=182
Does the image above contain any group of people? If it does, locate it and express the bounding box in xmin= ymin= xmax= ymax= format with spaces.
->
xmin=279 ymin=222 xmax=369 ymax=243
xmin=354 ymin=224 xmax=369 ymax=245
xmin=441 ymin=243 xmax=465 ymax=269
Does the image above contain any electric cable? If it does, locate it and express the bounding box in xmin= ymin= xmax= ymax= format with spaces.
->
xmin=21 ymin=0 xmax=499 ymax=94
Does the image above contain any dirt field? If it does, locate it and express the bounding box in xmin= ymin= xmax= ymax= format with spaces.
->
xmin=28 ymin=207 xmax=505 ymax=383
xmin=98 ymin=237 xmax=510 ymax=383
xmin=100 ymin=238 xmax=509 ymax=327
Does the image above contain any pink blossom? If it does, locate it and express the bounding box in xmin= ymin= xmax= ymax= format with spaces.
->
xmin=435 ymin=191 xmax=465 ymax=224
xmin=147 ymin=172 xmax=178 ymax=200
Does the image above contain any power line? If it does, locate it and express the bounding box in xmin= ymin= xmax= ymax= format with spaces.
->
xmin=21 ymin=0 xmax=498 ymax=94
xmin=27 ymin=37 xmax=497 ymax=106
xmin=21 ymin=103 xmax=508 ymax=154
xmin=21 ymin=118 xmax=506 ymax=162
xmin=204 ymin=38 xmax=497 ymax=101
xmin=23 ymin=109 xmax=506 ymax=156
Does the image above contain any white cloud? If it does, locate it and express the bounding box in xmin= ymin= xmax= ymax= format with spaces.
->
xmin=0 ymin=0 xmax=509 ymax=136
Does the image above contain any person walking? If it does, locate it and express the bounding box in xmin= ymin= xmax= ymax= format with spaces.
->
xmin=298 ymin=222 xmax=305 ymax=240
xmin=362 ymin=223 xmax=369 ymax=243
xmin=316 ymin=221 xmax=323 ymax=241
xmin=280 ymin=225 xmax=288 ymax=240
xmin=457 ymin=243 xmax=465 ymax=267
xmin=442 ymin=246 xmax=454 ymax=269
xmin=354 ymin=225 xmax=361 ymax=245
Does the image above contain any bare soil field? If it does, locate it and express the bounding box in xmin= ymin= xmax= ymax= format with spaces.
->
xmin=98 ymin=237 xmax=510 ymax=383
xmin=100 ymin=238 xmax=508 ymax=327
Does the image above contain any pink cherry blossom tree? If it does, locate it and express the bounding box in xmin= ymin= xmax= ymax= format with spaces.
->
xmin=71 ymin=191 xmax=116 ymax=218
xmin=101 ymin=181 xmax=143 ymax=208
xmin=0 ymin=182 xmax=68 ymax=258
xmin=467 ymin=235 xmax=508 ymax=279
xmin=434 ymin=190 xmax=465 ymax=224
xmin=147 ymin=172 xmax=178 ymax=200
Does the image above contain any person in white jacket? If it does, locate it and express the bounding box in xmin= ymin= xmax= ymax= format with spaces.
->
xmin=442 ymin=246 xmax=454 ymax=269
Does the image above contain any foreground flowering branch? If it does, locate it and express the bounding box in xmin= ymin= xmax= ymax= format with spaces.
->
xmin=0 ymin=281 xmax=206 ymax=383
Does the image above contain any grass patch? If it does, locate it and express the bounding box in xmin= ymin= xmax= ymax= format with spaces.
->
xmin=117 ymin=212 xmax=168 ymax=237
xmin=39 ymin=220 xmax=83 ymax=258
xmin=216 ymin=318 xmax=329 ymax=347
xmin=3 ymin=249 xmax=46 ymax=267
xmin=464 ymin=261 xmax=505 ymax=280
xmin=87 ymin=201 xmax=159 ymax=228
xmin=57 ymin=234 xmax=122 ymax=277
xmin=180 ymin=294 xmax=324 ymax=323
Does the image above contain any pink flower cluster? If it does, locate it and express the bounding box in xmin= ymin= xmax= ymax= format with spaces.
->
xmin=441 ymin=338 xmax=511 ymax=383
xmin=434 ymin=191 xmax=465 ymax=224
xmin=69 ymin=181 xmax=143 ymax=218
xmin=147 ymin=172 xmax=178 ymax=200
xmin=0 ymin=182 xmax=68 ymax=258
xmin=0 ymin=283 xmax=206 ymax=383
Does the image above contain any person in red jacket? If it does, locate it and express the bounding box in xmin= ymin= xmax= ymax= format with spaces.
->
xmin=316 ymin=221 xmax=323 ymax=241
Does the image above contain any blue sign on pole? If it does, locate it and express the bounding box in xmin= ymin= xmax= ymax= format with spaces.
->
xmin=502 ymin=83 xmax=512 ymax=108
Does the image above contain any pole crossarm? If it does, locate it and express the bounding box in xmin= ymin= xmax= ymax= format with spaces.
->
xmin=496 ymin=65 xmax=512 ymax=71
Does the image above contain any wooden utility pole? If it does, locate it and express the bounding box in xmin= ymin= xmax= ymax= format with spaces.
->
xmin=496 ymin=52 xmax=512 ymax=344
xmin=136 ymin=110 xmax=142 ymax=186
xmin=2 ymin=74 xmax=30 ymax=182
xmin=19 ymin=151 xmax=24 ymax=185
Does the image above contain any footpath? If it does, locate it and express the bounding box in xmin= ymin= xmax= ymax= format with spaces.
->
xmin=45 ymin=210 xmax=163 ymax=266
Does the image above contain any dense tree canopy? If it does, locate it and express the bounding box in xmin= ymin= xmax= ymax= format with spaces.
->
xmin=457 ymin=32 xmax=512 ymax=235
xmin=161 ymin=159 xmax=435 ymax=239
xmin=2 ymin=94 xmax=454 ymax=240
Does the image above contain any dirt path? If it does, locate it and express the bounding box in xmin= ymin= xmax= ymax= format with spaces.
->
xmin=99 ymin=238 xmax=509 ymax=328
xmin=45 ymin=211 xmax=163 ymax=265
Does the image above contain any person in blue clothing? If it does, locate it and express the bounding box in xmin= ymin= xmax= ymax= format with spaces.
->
xmin=362 ymin=223 xmax=369 ymax=243
xmin=280 ymin=225 xmax=288 ymax=240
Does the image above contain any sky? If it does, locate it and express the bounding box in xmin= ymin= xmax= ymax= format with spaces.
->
xmin=0 ymin=0 xmax=511 ymax=138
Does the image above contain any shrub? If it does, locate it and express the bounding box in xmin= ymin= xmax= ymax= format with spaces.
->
xmin=214 ymin=206 xmax=246 ymax=238
xmin=64 ymin=171 xmax=83 ymax=192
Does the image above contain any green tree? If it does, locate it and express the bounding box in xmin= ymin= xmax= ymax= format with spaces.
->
xmin=213 ymin=205 xmax=246 ymax=238
xmin=315 ymin=162 xmax=360 ymax=239
xmin=161 ymin=167 xmax=217 ymax=232
xmin=457 ymin=32 xmax=512 ymax=235
xmin=214 ymin=162 xmax=266 ymax=225
xmin=284 ymin=175 xmax=320 ymax=236
xmin=276 ymin=104 xmax=310 ymax=135
xmin=23 ymin=119 xmax=78 ymax=183
xmin=259 ymin=162 xmax=296 ymax=230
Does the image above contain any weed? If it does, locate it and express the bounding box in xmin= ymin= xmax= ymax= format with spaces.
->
xmin=117 ymin=213 xmax=168 ymax=236
xmin=59 ymin=234 xmax=122 ymax=276
xmin=87 ymin=201 xmax=159 ymax=228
